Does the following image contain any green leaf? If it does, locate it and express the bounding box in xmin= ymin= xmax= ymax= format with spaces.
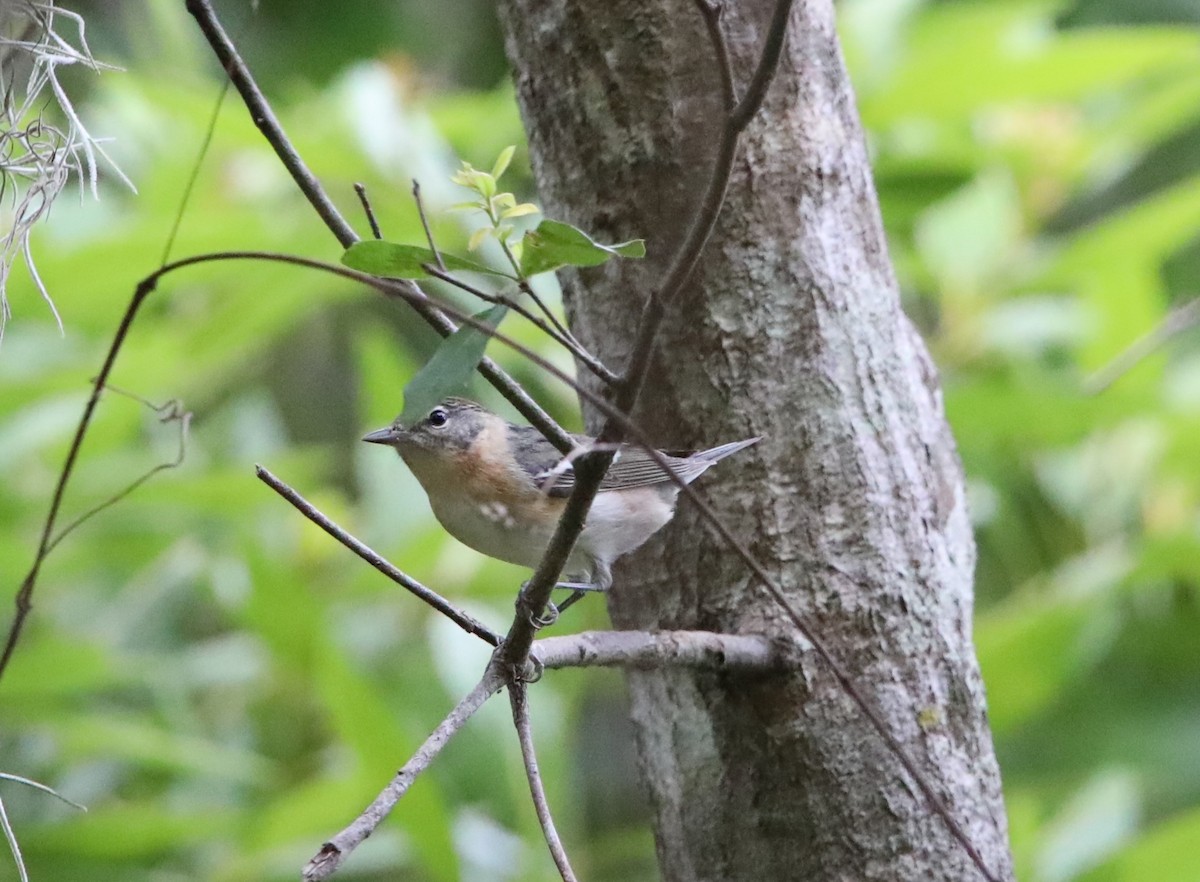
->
xmin=341 ymin=241 xmax=508 ymax=279
xmin=501 ymin=202 xmax=539 ymax=220
xmin=400 ymin=304 xmax=508 ymax=424
xmin=491 ymin=145 xmax=516 ymax=179
xmin=519 ymin=219 xmax=646 ymax=277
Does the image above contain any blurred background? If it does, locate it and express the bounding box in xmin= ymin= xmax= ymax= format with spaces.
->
xmin=1 ymin=0 xmax=1198 ymax=879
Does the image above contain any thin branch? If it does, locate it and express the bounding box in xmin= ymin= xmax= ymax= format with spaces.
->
xmin=255 ymin=465 xmax=501 ymax=647
xmin=513 ymin=276 xmax=614 ymax=385
xmin=183 ymin=0 xmax=575 ymax=454
xmin=518 ymin=278 xmax=575 ymax=345
xmin=354 ymin=182 xmax=383 ymax=240
xmin=510 ymin=683 xmax=578 ymax=882
xmin=1085 ymin=296 xmax=1200 ymax=394
xmin=728 ymin=0 xmax=794 ymax=130
xmin=692 ymin=0 xmax=736 ymax=111
xmin=411 ymin=179 xmax=443 ymax=270
xmin=534 ymin=629 xmax=787 ymax=673
xmin=0 ymin=795 xmax=26 ymax=882
xmin=499 ymin=235 xmax=575 ymax=343
xmin=0 ymin=772 xmax=86 ymax=810
xmin=184 ymin=0 xmax=357 ymax=246
xmin=303 ymin=665 xmax=506 ymax=882
xmin=160 ymin=78 xmax=229 ymax=266
xmin=614 ymin=0 xmax=795 ymax=416
xmin=0 ymin=279 xmax=153 ymax=681
xmin=0 ymin=770 xmax=87 ymax=882
xmin=423 ymin=263 xmax=620 ymax=386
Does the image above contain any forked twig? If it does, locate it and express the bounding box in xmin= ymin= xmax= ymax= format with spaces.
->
xmin=0 ymin=280 xmax=154 ymax=680
xmin=302 ymin=665 xmax=506 ymax=881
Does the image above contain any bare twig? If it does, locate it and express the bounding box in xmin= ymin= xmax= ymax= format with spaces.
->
xmin=303 ymin=665 xmax=506 ymax=881
xmin=614 ymin=0 xmax=794 ymax=416
xmin=160 ymin=78 xmax=229 ymax=266
xmin=411 ymin=179 xmax=444 ymax=270
xmin=45 ymin=394 xmax=191 ymax=556
xmin=255 ymin=465 xmax=501 ymax=647
xmin=1085 ymin=297 xmax=1200 ymax=394
xmin=423 ymin=263 xmax=620 ymax=386
xmin=185 ymin=0 xmax=357 ymax=245
xmin=498 ymin=234 xmax=577 ymax=346
xmin=0 ymin=794 xmax=26 ymax=882
xmin=727 ymin=0 xmax=794 ymax=130
xmin=534 ymin=630 xmax=787 ymax=673
xmin=517 ymin=278 xmax=575 ymax=347
xmin=692 ymin=0 xmax=736 ymax=111
xmin=354 ymin=182 xmax=383 ymax=240
xmin=510 ymin=683 xmax=578 ymax=882
xmin=183 ymin=0 xmax=574 ymax=454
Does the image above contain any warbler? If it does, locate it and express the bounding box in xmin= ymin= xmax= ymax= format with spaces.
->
xmin=362 ymin=398 xmax=758 ymax=610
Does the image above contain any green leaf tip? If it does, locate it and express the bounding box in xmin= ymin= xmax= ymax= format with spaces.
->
xmin=341 ymin=240 xmax=509 ymax=279
xmin=400 ymin=303 xmax=509 ymax=425
xmin=519 ymin=219 xmax=645 ymax=277
xmin=491 ymin=146 xmax=516 ymax=180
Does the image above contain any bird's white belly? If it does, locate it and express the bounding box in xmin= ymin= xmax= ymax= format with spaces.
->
xmin=429 ymin=486 xmax=678 ymax=583
xmin=576 ymin=488 xmax=676 ymax=564
xmin=430 ymin=494 xmax=554 ymax=570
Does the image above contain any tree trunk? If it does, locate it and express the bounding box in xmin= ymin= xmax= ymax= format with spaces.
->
xmin=498 ymin=1 xmax=1013 ymax=879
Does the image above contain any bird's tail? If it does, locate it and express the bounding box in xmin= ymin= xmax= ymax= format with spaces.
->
xmin=683 ymin=436 xmax=761 ymax=482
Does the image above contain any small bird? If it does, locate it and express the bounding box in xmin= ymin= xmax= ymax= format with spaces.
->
xmin=363 ymin=398 xmax=758 ymax=613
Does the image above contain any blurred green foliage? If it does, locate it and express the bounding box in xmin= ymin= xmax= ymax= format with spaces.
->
xmin=1 ymin=0 xmax=1198 ymax=880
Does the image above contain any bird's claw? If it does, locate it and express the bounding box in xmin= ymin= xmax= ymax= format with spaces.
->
xmin=530 ymin=601 xmax=560 ymax=630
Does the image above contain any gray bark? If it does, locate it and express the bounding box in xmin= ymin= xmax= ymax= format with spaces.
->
xmin=498 ymin=1 xmax=1013 ymax=879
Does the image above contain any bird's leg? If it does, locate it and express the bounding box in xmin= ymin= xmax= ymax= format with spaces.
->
xmin=545 ymin=561 xmax=612 ymax=619
xmin=525 ymin=562 xmax=613 ymax=628
xmin=552 ymin=589 xmax=588 ymax=615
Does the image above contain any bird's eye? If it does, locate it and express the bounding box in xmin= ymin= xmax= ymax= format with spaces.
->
xmin=427 ymin=407 xmax=449 ymax=428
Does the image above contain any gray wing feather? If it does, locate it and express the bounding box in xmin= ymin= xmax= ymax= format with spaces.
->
xmin=509 ymin=426 xmax=758 ymax=497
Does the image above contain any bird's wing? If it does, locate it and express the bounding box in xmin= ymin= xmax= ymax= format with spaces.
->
xmin=508 ymin=426 xmax=704 ymax=497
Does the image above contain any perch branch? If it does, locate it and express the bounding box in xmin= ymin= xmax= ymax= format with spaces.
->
xmin=534 ymin=630 xmax=787 ymax=672
xmin=255 ymin=465 xmax=501 ymax=647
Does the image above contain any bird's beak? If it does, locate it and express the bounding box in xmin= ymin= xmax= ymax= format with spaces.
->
xmin=362 ymin=426 xmax=400 ymax=445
